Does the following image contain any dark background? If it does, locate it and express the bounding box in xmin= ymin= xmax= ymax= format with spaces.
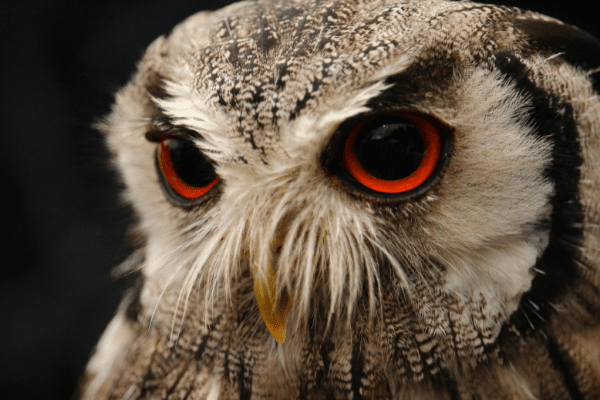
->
xmin=0 ymin=1 xmax=596 ymax=399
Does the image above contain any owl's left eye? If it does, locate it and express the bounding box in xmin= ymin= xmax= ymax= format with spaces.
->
xmin=340 ymin=112 xmax=450 ymax=197
xmin=156 ymin=137 xmax=220 ymax=204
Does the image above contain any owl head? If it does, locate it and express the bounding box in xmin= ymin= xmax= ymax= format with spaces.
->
xmin=75 ymin=1 xmax=600 ymax=399
xmin=98 ymin=0 xmax=600 ymax=368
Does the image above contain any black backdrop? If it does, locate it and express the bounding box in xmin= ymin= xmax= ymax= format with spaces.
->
xmin=1 ymin=1 xmax=596 ymax=399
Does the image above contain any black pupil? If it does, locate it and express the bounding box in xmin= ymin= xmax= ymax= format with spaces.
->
xmin=167 ymin=137 xmax=217 ymax=187
xmin=355 ymin=117 xmax=425 ymax=181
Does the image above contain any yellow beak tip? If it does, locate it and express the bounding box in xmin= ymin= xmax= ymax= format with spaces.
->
xmin=267 ymin=326 xmax=286 ymax=344
xmin=252 ymin=269 xmax=291 ymax=344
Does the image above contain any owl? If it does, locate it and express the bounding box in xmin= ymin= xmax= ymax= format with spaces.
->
xmin=76 ymin=0 xmax=600 ymax=399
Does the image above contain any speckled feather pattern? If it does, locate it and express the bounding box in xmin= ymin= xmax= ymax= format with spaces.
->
xmin=77 ymin=1 xmax=600 ymax=399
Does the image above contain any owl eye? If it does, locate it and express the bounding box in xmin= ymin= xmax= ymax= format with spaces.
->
xmin=343 ymin=113 xmax=444 ymax=194
xmin=157 ymin=137 xmax=220 ymax=203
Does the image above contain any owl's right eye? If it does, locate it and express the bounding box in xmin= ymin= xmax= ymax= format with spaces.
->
xmin=156 ymin=137 xmax=220 ymax=205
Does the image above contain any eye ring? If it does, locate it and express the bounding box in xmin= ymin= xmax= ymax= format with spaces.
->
xmin=156 ymin=137 xmax=220 ymax=205
xmin=342 ymin=112 xmax=446 ymax=195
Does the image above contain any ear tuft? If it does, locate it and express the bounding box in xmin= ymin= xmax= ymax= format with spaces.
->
xmin=514 ymin=18 xmax=600 ymax=70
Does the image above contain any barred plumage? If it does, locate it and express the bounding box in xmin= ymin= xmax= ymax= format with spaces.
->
xmin=77 ymin=1 xmax=600 ymax=399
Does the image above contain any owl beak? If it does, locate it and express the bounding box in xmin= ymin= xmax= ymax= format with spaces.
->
xmin=251 ymin=262 xmax=291 ymax=344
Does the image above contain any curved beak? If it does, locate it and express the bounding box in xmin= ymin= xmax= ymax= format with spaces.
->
xmin=251 ymin=262 xmax=291 ymax=343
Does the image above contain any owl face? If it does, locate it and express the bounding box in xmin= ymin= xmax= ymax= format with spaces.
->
xmin=84 ymin=0 xmax=600 ymax=398
xmin=106 ymin=0 xmax=592 ymax=336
